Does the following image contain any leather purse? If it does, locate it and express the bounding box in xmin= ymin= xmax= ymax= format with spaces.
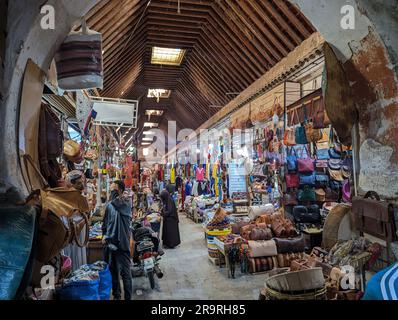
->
xmin=232 ymin=221 xmax=250 ymax=234
xmin=248 ymin=240 xmax=278 ymax=258
xmin=283 ymin=192 xmax=298 ymax=206
xmin=286 ymin=147 xmax=298 ymax=172
xmin=298 ymin=158 xmax=315 ymax=173
xmin=315 ymin=174 xmax=330 ymax=187
xmin=315 ymin=188 xmax=326 ymax=202
xmin=286 ymin=173 xmax=299 ymax=189
xmin=271 ymin=216 xmax=297 ymax=238
xmin=255 ymin=214 xmax=272 ymax=225
xmin=305 ymin=121 xmax=322 ymax=142
xmin=283 ymin=127 xmax=296 ymax=146
xmin=328 ymin=159 xmax=342 ymax=170
xmin=298 ymin=186 xmax=316 ymax=202
xmin=250 ymin=227 xmax=273 ymax=241
xmin=293 ymin=205 xmax=321 ymax=223
xmin=351 ymin=191 xmax=397 ymax=243
xmin=316 ymin=148 xmax=330 ymax=160
xmin=274 ymin=235 xmax=306 ymax=254
xmin=328 ymin=148 xmax=341 ymax=159
xmin=330 ymin=180 xmax=342 ymax=190
xmin=328 ymin=168 xmax=345 ymax=182
xmin=299 ymin=173 xmax=316 ymax=186
xmin=26 ymin=187 xmax=90 ymax=263
xmin=295 ymin=124 xmax=308 ymax=145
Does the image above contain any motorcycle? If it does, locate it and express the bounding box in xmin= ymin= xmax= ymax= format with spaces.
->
xmin=131 ymin=220 xmax=163 ymax=290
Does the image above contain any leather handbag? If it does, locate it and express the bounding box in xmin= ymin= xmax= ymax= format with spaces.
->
xmin=299 ymin=173 xmax=316 ymax=186
xmin=328 ymin=159 xmax=342 ymax=170
xmin=351 ymin=191 xmax=397 ymax=243
xmin=295 ymin=124 xmax=308 ymax=145
xmin=305 ymin=121 xmax=322 ymax=142
xmin=250 ymin=228 xmax=273 ymax=241
xmin=232 ymin=221 xmax=250 ymax=234
xmin=298 ymin=186 xmax=316 ymax=202
xmin=325 ymin=187 xmax=339 ymax=202
xmin=315 ymin=174 xmax=330 ymax=188
xmin=274 ymin=235 xmax=306 ymax=254
xmin=39 ymin=103 xmax=63 ymax=188
xmin=271 ymin=216 xmax=297 ymax=238
xmin=283 ymin=192 xmax=298 ymax=206
xmin=298 ymin=158 xmax=315 ymax=173
xmin=286 ymin=173 xmax=299 ymax=189
xmin=315 ymin=188 xmax=326 ymax=202
xmin=328 ymin=148 xmax=341 ymax=159
xmin=293 ymin=205 xmax=321 ymax=223
xmin=283 ymin=127 xmax=296 ymax=146
xmin=255 ymin=214 xmax=273 ymax=225
xmin=26 ymin=187 xmax=90 ymax=263
xmin=329 ymin=180 xmax=342 ymax=190
xmin=240 ymin=224 xmax=257 ymax=240
xmin=328 ymin=168 xmax=345 ymax=182
xmin=286 ymin=147 xmax=298 ymax=172
xmin=316 ymin=148 xmax=330 ymax=160
xmin=248 ymin=240 xmax=278 ymax=258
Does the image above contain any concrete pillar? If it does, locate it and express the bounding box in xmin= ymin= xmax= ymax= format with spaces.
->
xmin=0 ymin=0 xmax=99 ymax=194
xmin=292 ymin=0 xmax=398 ymax=200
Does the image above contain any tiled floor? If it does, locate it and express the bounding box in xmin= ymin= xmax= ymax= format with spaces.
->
xmin=130 ymin=212 xmax=266 ymax=300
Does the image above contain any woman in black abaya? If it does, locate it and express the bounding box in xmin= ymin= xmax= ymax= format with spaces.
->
xmin=160 ymin=190 xmax=181 ymax=249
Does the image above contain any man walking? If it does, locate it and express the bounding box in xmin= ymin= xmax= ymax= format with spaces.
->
xmin=102 ymin=180 xmax=133 ymax=300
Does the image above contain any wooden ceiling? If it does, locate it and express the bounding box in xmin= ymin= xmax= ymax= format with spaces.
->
xmin=84 ymin=0 xmax=316 ymax=145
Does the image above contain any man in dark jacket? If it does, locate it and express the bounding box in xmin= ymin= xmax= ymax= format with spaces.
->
xmin=102 ymin=180 xmax=133 ymax=300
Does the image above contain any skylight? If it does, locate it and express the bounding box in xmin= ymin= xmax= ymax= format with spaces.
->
xmin=142 ymin=137 xmax=153 ymax=141
xmin=151 ymin=47 xmax=185 ymax=66
xmin=145 ymin=110 xmax=164 ymax=117
xmin=143 ymin=122 xmax=158 ymax=128
xmin=147 ymin=89 xmax=171 ymax=101
xmin=143 ymin=130 xmax=155 ymax=135
xmin=142 ymin=142 xmax=151 ymax=146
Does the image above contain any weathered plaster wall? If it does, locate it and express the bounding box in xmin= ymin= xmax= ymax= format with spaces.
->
xmin=0 ymin=0 xmax=99 ymax=195
xmin=293 ymin=0 xmax=398 ymax=200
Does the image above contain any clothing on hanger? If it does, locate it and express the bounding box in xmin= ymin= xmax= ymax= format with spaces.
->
xmin=196 ymin=167 xmax=205 ymax=181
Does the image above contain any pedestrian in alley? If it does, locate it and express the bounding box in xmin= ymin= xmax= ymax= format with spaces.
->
xmin=102 ymin=180 xmax=133 ymax=300
xmin=160 ymin=190 xmax=181 ymax=249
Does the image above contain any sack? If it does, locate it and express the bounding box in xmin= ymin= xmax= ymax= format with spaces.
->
xmin=248 ymin=240 xmax=278 ymax=258
xmin=39 ymin=103 xmax=63 ymax=187
xmin=283 ymin=192 xmax=298 ymax=206
xmin=27 ymin=187 xmax=90 ymax=263
xmin=283 ymin=127 xmax=296 ymax=146
xmin=315 ymin=188 xmax=326 ymax=202
xmin=250 ymin=228 xmax=273 ymax=241
xmin=58 ymin=278 xmax=100 ymax=300
xmin=286 ymin=148 xmax=298 ymax=172
xmin=274 ymin=235 xmax=306 ymax=254
xmin=299 ymin=173 xmax=316 ymax=186
xmin=293 ymin=205 xmax=321 ymax=223
xmin=295 ymin=124 xmax=308 ymax=145
xmin=285 ymin=173 xmax=299 ymax=189
xmin=315 ymin=174 xmax=330 ymax=188
xmin=325 ymin=187 xmax=339 ymax=202
xmin=351 ymin=191 xmax=396 ymax=243
xmin=298 ymin=186 xmax=316 ymax=202
xmin=328 ymin=168 xmax=344 ymax=182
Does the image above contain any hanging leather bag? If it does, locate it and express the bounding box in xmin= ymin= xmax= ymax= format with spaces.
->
xmin=351 ymin=191 xmax=396 ymax=243
xmin=298 ymin=186 xmax=316 ymax=202
xmin=299 ymin=172 xmax=316 ymax=186
xmin=325 ymin=187 xmax=339 ymax=202
xmin=38 ymin=103 xmax=63 ymax=187
xmin=315 ymin=188 xmax=326 ymax=202
xmin=315 ymin=174 xmax=330 ymax=188
xmin=286 ymin=173 xmax=300 ymax=189
xmin=286 ymin=147 xmax=298 ymax=172
xmin=283 ymin=192 xmax=298 ymax=206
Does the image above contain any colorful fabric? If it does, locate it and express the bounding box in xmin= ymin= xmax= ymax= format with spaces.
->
xmin=170 ymin=166 xmax=176 ymax=184
xmin=196 ymin=167 xmax=205 ymax=181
